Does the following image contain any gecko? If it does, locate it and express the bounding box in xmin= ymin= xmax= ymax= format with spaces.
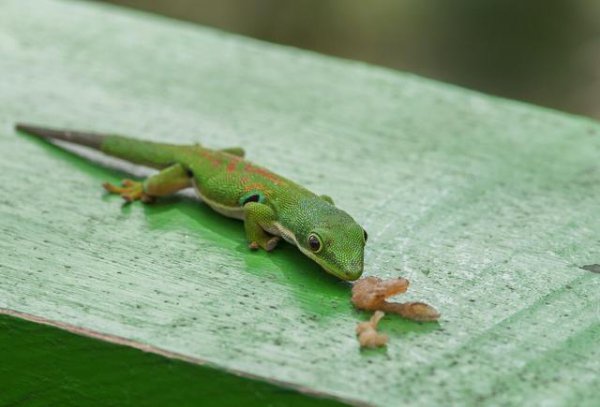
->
xmin=15 ymin=124 xmax=367 ymax=281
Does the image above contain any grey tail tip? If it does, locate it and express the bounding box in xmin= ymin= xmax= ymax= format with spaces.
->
xmin=15 ymin=123 xmax=106 ymax=150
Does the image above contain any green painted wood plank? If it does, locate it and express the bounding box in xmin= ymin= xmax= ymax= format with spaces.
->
xmin=0 ymin=0 xmax=599 ymax=406
xmin=0 ymin=313 xmax=347 ymax=407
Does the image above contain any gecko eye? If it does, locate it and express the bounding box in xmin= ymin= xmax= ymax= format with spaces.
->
xmin=308 ymin=234 xmax=322 ymax=253
xmin=363 ymin=229 xmax=368 ymax=243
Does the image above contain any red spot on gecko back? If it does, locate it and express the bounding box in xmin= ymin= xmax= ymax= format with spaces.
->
xmin=243 ymin=182 xmax=272 ymax=197
xmin=243 ymin=163 xmax=284 ymax=185
xmin=226 ymin=156 xmax=242 ymax=172
xmin=200 ymin=151 xmax=222 ymax=168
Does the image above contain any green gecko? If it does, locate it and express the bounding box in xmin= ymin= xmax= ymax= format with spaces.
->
xmin=16 ymin=124 xmax=367 ymax=281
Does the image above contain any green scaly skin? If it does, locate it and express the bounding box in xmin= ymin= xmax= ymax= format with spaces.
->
xmin=16 ymin=125 xmax=367 ymax=281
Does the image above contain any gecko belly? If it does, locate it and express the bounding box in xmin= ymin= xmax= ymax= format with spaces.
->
xmin=192 ymin=181 xmax=245 ymax=220
xmin=191 ymin=180 xmax=297 ymax=247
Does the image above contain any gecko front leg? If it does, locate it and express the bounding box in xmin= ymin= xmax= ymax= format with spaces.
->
xmin=103 ymin=163 xmax=192 ymax=202
xmin=243 ymin=202 xmax=281 ymax=251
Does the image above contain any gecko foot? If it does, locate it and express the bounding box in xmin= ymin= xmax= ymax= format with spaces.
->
xmin=102 ymin=179 xmax=154 ymax=203
xmin=248 ymin=236 xmax=281 ymax=252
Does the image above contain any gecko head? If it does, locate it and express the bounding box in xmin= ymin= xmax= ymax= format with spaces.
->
xmin=296 ymin=204 xmax=367 ymax=281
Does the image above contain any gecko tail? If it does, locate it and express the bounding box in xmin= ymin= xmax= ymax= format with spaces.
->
xmin=15 ymin=123 xmax=180 ymax=169
xmin=15 ymin=123 xmax=106 ymax=150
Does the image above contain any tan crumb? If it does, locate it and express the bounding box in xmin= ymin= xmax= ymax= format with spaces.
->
xmin=352 ymin=276 xmax=440 ymax=322
xmin=356 ymin=310 xmax=388 ymax=348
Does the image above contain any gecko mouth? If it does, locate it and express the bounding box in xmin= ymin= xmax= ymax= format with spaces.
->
xmin=323 ymin=254 xmax=364 ymax=281
xmin=336 ymin=264 xmax=364 ymax=281
xmin=299 ymin=247 xmax=363 ymax=281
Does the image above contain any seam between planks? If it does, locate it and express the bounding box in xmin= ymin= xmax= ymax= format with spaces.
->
xmin=0 ymin=307 xmax=368 ymax=407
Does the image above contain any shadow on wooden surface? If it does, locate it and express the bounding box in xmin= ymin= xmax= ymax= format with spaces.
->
xmin=0 ymin=314 xmax=349 ymax=407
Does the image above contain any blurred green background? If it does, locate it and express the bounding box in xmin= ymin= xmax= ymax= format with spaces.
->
xmin=100 ymin=0 xmax=600 ymax=120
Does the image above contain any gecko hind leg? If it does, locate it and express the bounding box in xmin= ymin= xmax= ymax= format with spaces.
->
xmin=103 ymin=163 xmax=192 ymax=203
xmin=103 ymin=179 xmax=150 ymax=202
xmin=320 ymin=194 xmax=335 ymax=205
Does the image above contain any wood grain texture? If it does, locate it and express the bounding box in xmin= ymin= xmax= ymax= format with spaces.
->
xmin=0 ymin=0 xmax=599 ymax=406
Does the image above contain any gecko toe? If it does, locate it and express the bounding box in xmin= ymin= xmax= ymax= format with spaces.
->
xmin=104 ymin=179 xmax=146 ymax=202
xmin=265 ymin=237 xmax=280 ymax=251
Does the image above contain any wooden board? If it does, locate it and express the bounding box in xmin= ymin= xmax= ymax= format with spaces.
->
xmin=0 ymin=0 xmax=599 ymax=405
xmin=0 ymin=313 xmax=347 ymax=406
